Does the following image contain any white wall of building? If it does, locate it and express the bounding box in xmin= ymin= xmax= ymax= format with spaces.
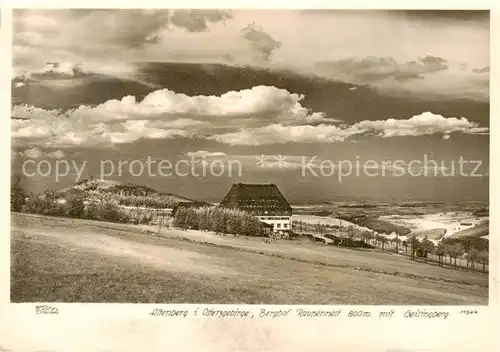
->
xmin=257 ymin=215 xmax=292 ymax=233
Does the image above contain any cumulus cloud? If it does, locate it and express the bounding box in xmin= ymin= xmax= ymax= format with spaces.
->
xmin=14 ymin=85 xmax=323 ymax=123
xmin=22 ymin=147 xmax=44 ymax=159
xmin=11 ymin=86 xmax=328 ymax=148
xmin=17 ymin=147 xmax=66 ymax=159
xmin=209 ymin=124 xmax=352 ymax=146
xmin=11 ymin=87 xmax=488 ymax=149
xmin=33 ymin=62 xmax=88 ymax=79
xmin=209 ymin=112 xmax=488 ymax=146
xmin=350 ymin=111 xmax=488 ymax=138
xmin=46 ymin=150 xmax=66 ymax=159
xmin=12 ymin=62 xmax=92 ymax=85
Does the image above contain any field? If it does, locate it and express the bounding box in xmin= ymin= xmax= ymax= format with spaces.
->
xmin=292 ymin=214 xmax=368 ymax=230
xmin=11 ymin=213 xmax=488 ymax=304
xmin=380 ymin=212 xmax=488 ymax=238
xmin=450 ymin=222 xmax=490 ymax=239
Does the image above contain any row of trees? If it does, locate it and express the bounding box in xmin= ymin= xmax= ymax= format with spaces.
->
xmin=293 ymin=220 xmax=397 ymax=250
xmin=358 ymin=230 xmax=488 ymax=271
xmin=293 ymin=220 xmax=340 ymax=235
xmin=173 ymin=206 xmax=266 ymax=237
xmin=20 ymin=191 xmax=133 ymax=223
xmin=431 ymin=237 xmax=489 ymax=270
xmin=11 ymin=177 xmax=163 ymax=224
xmin=115 ymin=194 xmax=179 ymax=209
xmin=10 ymin=176 xmax=138 ymax=224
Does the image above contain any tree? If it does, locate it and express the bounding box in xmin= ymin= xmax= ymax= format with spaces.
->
xmin=410 ymin=235 xmax=420 ymax=260
xmin=443 ymin=243 xmax=453 ymax=265
xmin=466 ymin=246 xmax=478 ymax=270
xmin=376 ymin=234 xmax=388 ymax=251
xmin=225 ymin=213 xmax=240 ymax=234
xmin=197 ymin=207 xmax=211 ymax=231
xmin=476 ymin=250 xmax=489 ymax=271
xmin=435 ymin=242 xmax=446 ymax=266
xmin=393 ymin=238 xmax=402 ymax=253
xmin=361 ymin=231 xmax=373 ymax=245
xmin=315 ymin=221 xmax=321 ymax=234
xmin=11 ymin=175 xmax=26 ymax=212
xmin=173 ymin=207 xmax=188 ymax=228
xmin=67 ymin=192 xmax=85 ymax=218
xmin=402 ymin=240 xmax=408 ymax=255
xmin=212 ymin=209 xmax=226 ymax=233
xmin=346 ymin=226 xmax=356 ymax=240
xmin=420 ymin=236 xmax=435 ymax=261
xmin=448 ymin=243 xmax=464 ymax=268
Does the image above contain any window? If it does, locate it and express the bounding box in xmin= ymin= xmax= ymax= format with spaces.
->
xmin=284 ymin=223 xmax=288 ymax=228
xmin=277 ymin=223 xmax=281 ymax=228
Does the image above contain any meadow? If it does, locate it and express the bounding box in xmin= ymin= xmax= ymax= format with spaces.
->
xmin=11 ymin=213 xmax=488 ymax=304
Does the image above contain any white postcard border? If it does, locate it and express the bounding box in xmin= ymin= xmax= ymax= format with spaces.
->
xmin=1 ymin=2 xmax=499 ymax=352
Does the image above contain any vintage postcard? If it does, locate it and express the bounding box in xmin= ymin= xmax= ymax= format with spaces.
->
xmin=2 ymin=3 xmax=499 ymax=352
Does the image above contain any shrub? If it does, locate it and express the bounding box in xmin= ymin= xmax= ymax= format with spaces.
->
xmin=84 ymin=202 xmax=129 ymax=223
xmin=11 ymin=176 xmax=26 ymax=212
xmin=24 ymin=195 xmax=67 ymax=216
xmin=67 ymin=193 xmax=85 ymax=218
xmin=100 ymin=202 xmax=123 ymax=222
xmin=173 ymin=206 xmax=266 ymax=236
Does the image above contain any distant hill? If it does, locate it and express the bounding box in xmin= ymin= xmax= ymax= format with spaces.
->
xmin=56 ymin=179 xmax=196 ymax=208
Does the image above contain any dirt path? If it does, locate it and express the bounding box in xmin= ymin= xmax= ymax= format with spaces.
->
xmin=136 ymin=223 xmax=488 ymax=288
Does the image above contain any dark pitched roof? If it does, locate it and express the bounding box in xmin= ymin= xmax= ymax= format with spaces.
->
xmin=220 ymin=183 xmax=292 ymax=215
xmin=260 ymin=221 xmax=274 ymax=229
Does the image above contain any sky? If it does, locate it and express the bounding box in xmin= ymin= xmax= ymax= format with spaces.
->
xmin=11 ymin=9 xmax=490 ymax=202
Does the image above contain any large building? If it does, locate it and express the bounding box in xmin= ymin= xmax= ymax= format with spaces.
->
xmin=220 ymin=183 xmax=292 ymax=235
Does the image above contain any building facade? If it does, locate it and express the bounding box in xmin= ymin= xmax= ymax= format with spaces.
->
xmin=220 ymin=183 xmax=292 ymax=235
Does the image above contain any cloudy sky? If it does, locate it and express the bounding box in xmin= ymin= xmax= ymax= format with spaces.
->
xmin=11 ymin=9 xmax=490 ymax=202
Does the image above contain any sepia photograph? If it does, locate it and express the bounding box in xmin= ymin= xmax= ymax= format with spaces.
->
xmin=10 ymin=9 xmax=490 ymax=305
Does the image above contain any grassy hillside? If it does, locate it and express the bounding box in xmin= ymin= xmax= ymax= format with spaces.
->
xmin=57 ymin=179 xmax=195 ymax=208
xmin=11 ymin=213 xmax=488 ymax=304
xmin=449 ymin=222 xmax=489 ymax=239
xmin=410 ymin=228 xmax=447 ymax=241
